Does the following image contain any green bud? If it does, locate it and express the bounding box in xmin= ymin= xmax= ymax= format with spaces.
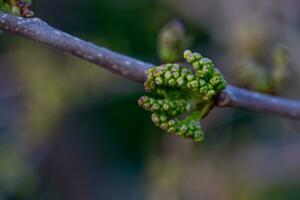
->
xmin=200 ymin=58 xmax=213 ymax=66
xmin=167 ymin=127 xmax=176 ymax=133
xmin=151 ymin=103 xmax=160 ymax=111
xmin=149 ymin=98 xmax=155 ymax=105
xmin=168 ymin=79 xmax=176 ymax=86
xmin=164 ymin=71 xmax=172 ymax=80
xmin=181 ymin=68 xmax=189 ymax=76
xmin=143 ymin=103 xmax=150 ymax=109
xmin=166 ymin=63 xmax=173 ymax=69
xmin=190 ymin=80 xmax=199 ymax=88
xmin=151 ymin=113 xmax=160 ymax=124
xmin=155 ymin=77 xmax=163 ymax=85
xmin=199 ymin=86 xmax=208 ymax=94
xmin=168 ymin=120 xmax=176 ymax=126
xmin=171 ymin=64 xmax=180 ymax=72
xmin=160 ymin=115 xmax=167 ymax=122
xmin=163 ymin=103 xmax=170 ymax=111
xmin=194 ymin=131 xmax=204 ymax=142
xmin=187 ymin=74 xmax=195 ymax=81
xmin=217 ymin=82 xmax=227 ymax=91
xmin=176 ymin=77 xmax=185 ymax=86
xmin=183 ymin=50 xmax=194 ymax=63
xmin=158 ymin=21 xmax=187 ymax=63
xmin=157 ymin=99 xmax=163 ymax=105
xmin=180 ymin=125 xmax=188 ymax=133
xmin=140 ymin=49 xmax=227 ymax=142
xmin=186 ymin=131 xmax=193 ymax=137
xmin=193 ymin=62 xmax=201 ymax=70
xmin=207 ymin=90 xmax=216 ymax=97
xmin=199 ymin=79 xmax=206 ymax=86
xmin=210 ymin=76 xmax=221 ymax=86
xmin=160 ymin=123 xmax=169 ymax=130
xmin=172 ymin=71 xmax=180 ymax=78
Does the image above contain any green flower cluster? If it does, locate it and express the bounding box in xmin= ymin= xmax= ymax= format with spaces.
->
xmin=145 ymin=50 xmax=226 ymax=101
xmin=151 ymin=112 xmax=204 ymax=142
xmin=138 ymin=96 xmax=188 ymax=116
xmin=138 ymin=96 xmax=204 ymax=141
xmin=139 ymin=50 xmax=227 ymax=142
xmin=235 ymin=45 xmax=289 ymax=93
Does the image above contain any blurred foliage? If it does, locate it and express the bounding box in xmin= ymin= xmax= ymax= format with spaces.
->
xmin=234 ymin=45 xmax=289 ymax=93
xmin=0 ymin=0 xmax=33 ymax=17
xmin=158 ymin=20 xmax=187 ymax=62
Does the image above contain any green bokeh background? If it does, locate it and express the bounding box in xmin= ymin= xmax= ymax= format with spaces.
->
xmin=0 ymin=0 xmax=300 ymax=199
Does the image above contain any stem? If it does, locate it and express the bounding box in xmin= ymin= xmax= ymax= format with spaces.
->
xmin=197 ymin=101 xmax=214 ymax=119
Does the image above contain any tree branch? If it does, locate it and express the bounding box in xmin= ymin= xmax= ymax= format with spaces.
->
xmin=0 ymin=13 xmax=300 ymax=119
xmin=218 ymin=85 xmax=300 ymax=119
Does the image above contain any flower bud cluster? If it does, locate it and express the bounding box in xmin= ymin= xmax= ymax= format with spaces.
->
xmin=145 ymin=50 xmax=226 ymax=101
xmin=184 ymin=50 xmax=227 ymax=99
xmin=138 ymin=96 xmax=188 ymax=116
xmin=151 ymin=113 xmax=204 ymax=142
xmin=139 ymin=50 xmax=227 ymax=142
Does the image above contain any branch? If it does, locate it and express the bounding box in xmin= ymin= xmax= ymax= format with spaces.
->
xmin=0 ymin=13 xmax=300 ymax=119
xmin=218 ymin=85 xmax=300 ymax=119
xmin=0 ymin=12 xmax=151 ymax=83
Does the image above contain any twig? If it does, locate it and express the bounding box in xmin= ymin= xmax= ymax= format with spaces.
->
xmin=0 ymin=12 xmax=151 ymax=83
xmin=0 ymin=13 xmax=300 ymax=119
xmin=218 ymin=85 xmax=300 ymax=119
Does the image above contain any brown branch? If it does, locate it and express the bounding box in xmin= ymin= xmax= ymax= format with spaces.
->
xmin=0 ymin=13 xmax=300 ymax=119
xmin=0 ymin=12 xmax=151 ymax=83
xmin=218 ymin=85 xmax=300 ymax=119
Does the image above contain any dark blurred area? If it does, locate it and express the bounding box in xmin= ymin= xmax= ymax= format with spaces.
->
xmin=0 ymin=0 xmax=300 ymax=199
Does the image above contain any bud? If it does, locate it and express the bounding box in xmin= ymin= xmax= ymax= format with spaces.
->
xmin=140 ymin=50 xmax=227 ymax=142
xmin=158 ymin=20 xmax=187 ymax=63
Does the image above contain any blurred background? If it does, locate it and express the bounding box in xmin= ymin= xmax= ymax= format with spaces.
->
xmin=0 ymin=0 xmax=300 ymax=199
